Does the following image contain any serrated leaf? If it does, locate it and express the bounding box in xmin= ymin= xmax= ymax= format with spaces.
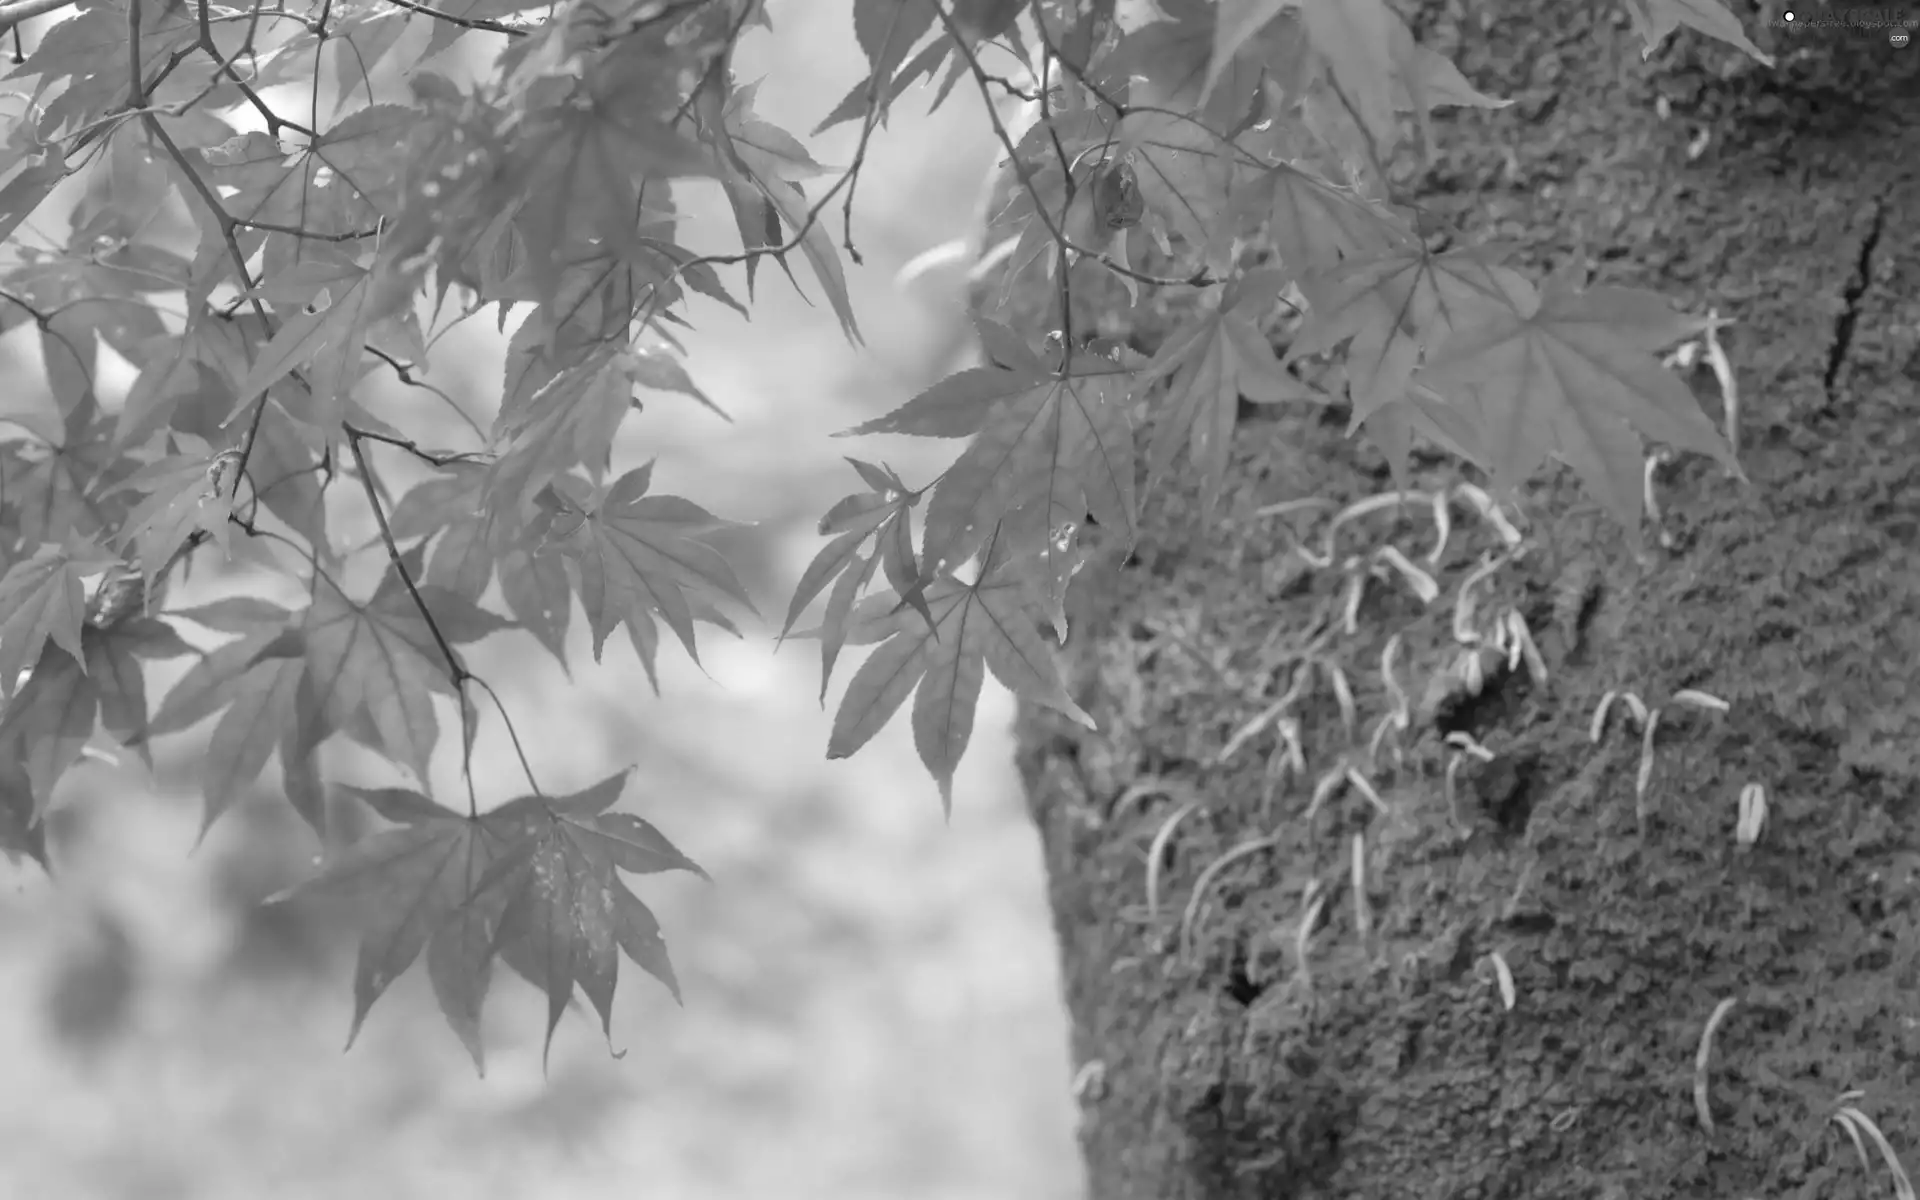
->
xmin=1417 ymin=274 xmax=1743 ymax=532
xmin=1255 ymin=161 xmax=1415 ymax=276
xmin=1620 ymin=0 xmax=1773 ymax=65
xmin=837 ymin=362 xmax=1048 ymax=440
xmin=482 ymin=775 xmax=702 ymax=1061
xmin=558 ymin=465 xmax=758 ymax=671
xmin=919 ymin=368 xmax=1138 ymax=576
xmin=271 ymin=791 xmax=529 ymax=1070
xmin=1139 ymin=287 xmax=1326 ymax=517
xmin=0 ymin=645 xmax=99 ymax=818
xmin=827 ymin=528 xmax=1094 ymax=806
xmin=1288 ymin=243 xmax=1534 ymax=428
xmin=0 ymin=536 xmax=119 ymax=700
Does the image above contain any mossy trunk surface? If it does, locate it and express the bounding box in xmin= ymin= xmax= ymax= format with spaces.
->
xmin=1011 ymin=3 xmax=1920 ymax=1198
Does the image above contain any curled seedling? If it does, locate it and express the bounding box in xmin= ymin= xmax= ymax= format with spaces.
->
xmin=1481 ymin=950 xmax=1517 ymax=1010
xmin=1215 ymin=696 xmax=1296 ymax=768
xmin=1635 ymin=706 xmax=1663 ymax=828
xmin=1590 ymin=690 xmax=1650 ymax=741
xmin=1144 ymin=798 xmax=1202 ymax=921
xmin=1318 ymin=657 xmax=1357 ymax=740
xmin=1379 ymin=635 xmax=1410 ymax=728
xmin=1643 ymin=449 xmax=1679 ymax=549
xmin=1426 ymin=489 xmax=1452 ymax=565
xmin=1695 ymin=996 xmax=1738 ymax=1134
xmin=1736 ymin=782 xmax=1767 ymax=846
xmin=1373 ymin=545 xmax=1439 ymax=605
xmin=1452 ymin=645 xmax=1497 ymax=697
xmin=1831 ymin=1094 xmax=1916 ymax=1200
xmin=1351 ymin=832 xmax=1371 ymax=945
xmin=1261 ymin=717 xmax=1306 ymax=817
xmin=1344 ymin=765 xmax=1387 ymax=815
xmin=1111 ymin=775 xmax=1202 ymax=829
xmin=1452 ymin=550 xmax=1512 ymax=646
xmin=1181 ymin=835 xmax=1278 ymax=961
xmin=1323 ymin=490 xmax=1433 ymax=565
xmin=1671 ymin=688 xmax=1730 ymax=715
xmin=1367 ymin=711 xmax=1404 ymax=773
xmin=1454 ymin=483 xmax=1524 ymax=549
xmin=1694 ymin=307 xmax=1742 ymax=467
xmin=1503 ymin=609 xmax=1548 ymax=687
xmin=1070 ymin=1059 xmax=1107 ymax=1103
xmin=1295 ymin=882 xmax=1328 ymax=994
xmin=1340 ymin=560 xmax=1368 ymax=635
xmin=1445 ymin=731 xmax=1496 ymax=763
xmin=1444 ymin=752 xmax=1468 ymax=830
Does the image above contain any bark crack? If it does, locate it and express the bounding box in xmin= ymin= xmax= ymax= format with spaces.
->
xmin=1822 ymin=198 xmax=1887 ymax=404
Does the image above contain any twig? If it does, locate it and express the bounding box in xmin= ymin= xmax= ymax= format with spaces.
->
xmin=346 ymin=427 xmax=481 ymax=815
xmin=0 ymin=0 xmax=73 ymax=36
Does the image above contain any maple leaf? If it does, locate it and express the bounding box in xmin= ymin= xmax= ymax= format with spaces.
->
xmin=0 ymin=644 xmax=99 ymax=818
xmin=822 ymin=525 xmax=1095 ymax=811
xmin=913 ymin=357 xmax=1139 ymax=577
xmin=550 ymin=463 xmax=758 ymax=678
xmin=1416 ymin=275 xmax=1744 ymax=533
xmin=0 ymin=755 xmax=46 ymax=868
xmin=1286 ymin=243 xmax=1534 ymax=437
xmin=269 ymin=784 xmax=529 ymax=1073
xmin=481 ymin=772 xmax=706 ymax=1062
xmin=110 ymin=435 xmax=239 ymax=588
xmin=1621 ymin=0 xmax=1774 ymax=66
xmin=302 ymin=568 xmax=510 ymax=785
xmin=1250 ymin=160 xmax=1415 ymax=277
xmin=275 ymin=770 xmax=700 ymax=1073
xmin=1110 ymin=0 xmax=1311 ymax=133
xmin=0 ymin=535 xmax=120 ymax=700
xmin=1138 ymin=268 xmax=1331 ymax=517
xmin=509 ymin=54 xmax=715 ymax=301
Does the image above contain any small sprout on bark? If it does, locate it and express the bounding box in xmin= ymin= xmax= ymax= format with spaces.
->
xmin=1341 ymin=565 xmax=1367 ymax=635
xmin=1350 ymin=832 xmax=1371 ymax=945
xmin=1445 ymin=731 xmax=1496 ymax=763
xmin=1373 ymin=545 xmax=1439 ymax=604
xmin=1181 ymin=835 xmax=1278 ymax=961
xmin=1070 ymin=1059 xmax=1107 ymax=1103
xmin=1620 ymin=691 xmax=1650 ymax=730
xmin=1454 ymin=646 xmax=1488 ymax=696
xmin=1830 ymin=1097 xmax=1914 ymax=1200
xmin=1144 ymin=798 xmax=1201 ymax=921
xmin=1454 ymin=483 xmax=1524 ymax=548
xmin=1635 ymin=707 xmax=1662 ymax=828
xmin=1483 ymin=950 xmax=1517 ymax=1010
xmin=1590 ymin=690 xmax=1618 ymax=743
xmin=1736 ymin=783 xmax=1767 ymax=846
xmin=1426 ymin=490 xmax=1452 ymax=565
xmin=1695 ymin=997 xmax=1738 ymax=1134
xmin=1504 ymin=609 xmax=1548 ymax=686
xmin=1672 ymin=688 xmax=1730 ymax=715
xmin=1110 ymin=775 xmax=1201 ymax=828
xmin=1324 ymin=491 xmax=1427 ymax=564
xmin=1700 ymin=307 xmax=1742 ymax=467
xmin=1215 ymin=696 xmax=1293 ymax=767
xmin=1344 ymin=765 xmax=1387 ymax=815
xmin=1445 ymin=752 xmax=1468 ymax=830
xmin=1452 ymin=550 xmax=1511 ymax=646
xmin=1379 ymin=634 xmax=1410 ymax=727
xmin=1321 ymin=658 xmax=1356 ymax=739
xmin=1367 ymin=712 xmax=1404 ymax=773
xmin=1307 ymin=766 xmax=1346 ymax=821
xmin=1295 ymin=883 xmax=1327 ymax=994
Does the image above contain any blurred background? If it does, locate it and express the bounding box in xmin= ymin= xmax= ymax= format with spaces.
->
xmin=0 ymin=3 xmax=1086 ymax=1198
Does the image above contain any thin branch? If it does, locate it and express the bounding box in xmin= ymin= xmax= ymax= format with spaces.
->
xmin=469 ymin=675 xmax=540 ymax=797
xmin=381 ymin=0 xmax=526 ymax=37
xmin=342 ymin=421 xmax=483 ymax=468
xmin=0 ymin=0 xmax=73 ymax=36
xmin=345 ymin=426 xmax=486 ymax=817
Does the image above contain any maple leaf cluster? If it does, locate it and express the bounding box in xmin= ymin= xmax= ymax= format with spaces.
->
xmin=0 ymin=0 xmax=1763 ymax=1067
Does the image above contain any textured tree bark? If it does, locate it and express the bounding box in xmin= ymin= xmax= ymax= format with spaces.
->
xmin=1012 ymin=3 xmax=1920 ymax=1197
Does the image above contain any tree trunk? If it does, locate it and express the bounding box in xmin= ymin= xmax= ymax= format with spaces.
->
xmin=1012 ymin=4 xmax=1920 ymax=1198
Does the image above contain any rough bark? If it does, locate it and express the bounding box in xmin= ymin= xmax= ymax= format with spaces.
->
xmin=1011 ymin=4 xmax=1920 ymax=1198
